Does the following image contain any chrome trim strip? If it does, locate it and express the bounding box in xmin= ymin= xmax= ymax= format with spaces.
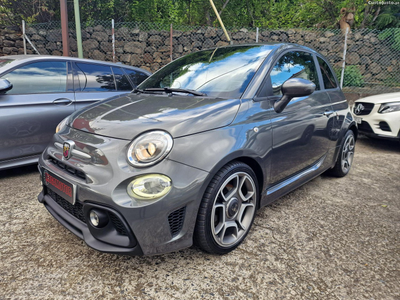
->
xmin=266 ymin=155 xmax=326 ymax=195
xmin=54 ymin=142 xmax=91 ymax=159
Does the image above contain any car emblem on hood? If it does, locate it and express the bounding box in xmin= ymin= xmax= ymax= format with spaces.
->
xmin=354 ymin=103 xmax=365 ymax=115
xmin=63 ymin=141 xmax=75 ymax=160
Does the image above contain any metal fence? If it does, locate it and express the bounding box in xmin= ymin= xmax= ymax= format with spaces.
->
xmin=23 ymin=20 xmax=400 ymax=94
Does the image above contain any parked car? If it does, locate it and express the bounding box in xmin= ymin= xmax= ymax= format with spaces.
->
xmin=352 ymin=92 xmax=400 ymax=140
xmin=37 ymin=44 xmax=357 ymax=256
xmin=0 ymin=55 xmax=151 ymax=170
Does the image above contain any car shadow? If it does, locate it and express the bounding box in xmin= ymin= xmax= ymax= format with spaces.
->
xmin=357 ymin=134 xmax=400 ymax=154
xmin=0 ymin=164 xmax=39 ymax=179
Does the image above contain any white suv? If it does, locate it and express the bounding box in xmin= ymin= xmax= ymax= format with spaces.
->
xmin=353 ymin=93 xmax=400 ymax=140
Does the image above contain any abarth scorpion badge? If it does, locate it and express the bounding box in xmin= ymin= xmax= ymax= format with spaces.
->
xmin=63 ymin=141 xmax=75 ymax=160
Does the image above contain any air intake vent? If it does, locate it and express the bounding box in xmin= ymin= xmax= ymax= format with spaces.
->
xmin=168 ymin=207 xmax=186 ymax=238
xmin=379 ymin=121 xmax=391 ymax=132
xmin=49 ymin=157 xmax=86 ymax=180
xmin=47 ymin=189 xmax=86 ymax=223
xmin=109 ymin=213 xmax=128 ymax=236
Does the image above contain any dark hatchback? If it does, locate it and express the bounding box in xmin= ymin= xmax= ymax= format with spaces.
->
xmin=38 ymin=44 xmax=357 ymax=256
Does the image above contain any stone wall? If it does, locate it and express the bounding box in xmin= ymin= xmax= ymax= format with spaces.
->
xmin=0 ymin=25 xmax=26 ymax=56
xmin=1 ymin=23 xmax=399 ymax=93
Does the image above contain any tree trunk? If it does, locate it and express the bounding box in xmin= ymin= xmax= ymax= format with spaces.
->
xmin=205 ymin=7 xmax=212 ymax=26
xmin=246 ymin=0 xmax=255 ymax=27
xmin=219 ymin=0 xmax=230 ymax=15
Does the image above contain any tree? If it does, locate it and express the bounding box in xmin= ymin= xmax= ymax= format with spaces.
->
xmin=1 ymin=0 xmax=399 ymax=30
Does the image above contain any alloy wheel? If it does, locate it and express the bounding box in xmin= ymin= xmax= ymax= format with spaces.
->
xmin=211 ymin=172 xmax=257 ymax=247
xmin=341 ymin=134 xmax=355 ymax=173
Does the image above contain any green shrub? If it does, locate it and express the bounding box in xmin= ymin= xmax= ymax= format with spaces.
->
xmin=335 ymin=65 xmax=364 ymax=87
xmin=378 ymin=28 xmax=400 ymax=51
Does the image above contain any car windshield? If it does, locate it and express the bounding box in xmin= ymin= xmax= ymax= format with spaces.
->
xmin=0 ymin=59 xmax=14 ymax=68
xmin=138 ymin=45 xmax=274 ymax=99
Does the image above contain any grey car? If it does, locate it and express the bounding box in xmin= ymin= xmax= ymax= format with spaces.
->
xmin=0 ymin=55 xmax=150 ymax=170
xmin=37 ymin=44 xmax=357 ymax=256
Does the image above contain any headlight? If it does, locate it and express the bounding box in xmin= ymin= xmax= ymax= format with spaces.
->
xmin=378 ymin=102 xmax=400 ymax=113
xmin=127 ymin=174 xmax=172 ymax=200
xmin=127 ymin=131 xmax=173 ymax=167
xmin=56 ymin=116 xmax=70 ymax=133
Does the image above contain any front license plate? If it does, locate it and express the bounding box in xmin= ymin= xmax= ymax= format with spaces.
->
xmin=43 ymin=169 xmax=76 ymax=205
xmin=355 ymin=116 xmax=362 ymax=124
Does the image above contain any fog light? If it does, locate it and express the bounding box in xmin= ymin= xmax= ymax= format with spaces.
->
xmin=127 ymin=174 xmax=172 ymax=200
xmin=89 ymin=210 xmax=108 ymax=228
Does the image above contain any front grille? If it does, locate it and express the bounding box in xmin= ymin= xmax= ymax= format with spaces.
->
xmin=379 ymin=121 xmax=392 ymax=132
xmin=109 ymin=213 xmax=128 ymax=236
xmin=168 ymin=207 xmax=186 ymax=238
xmin=353 ymin=102 xmax=375 ymax=116
xmin=358 ymin=121 xmax=374 ymax=133
xmin=49 ymin=157 xmax=86 ymax=180
xmin=47 ymin=188 xmax=86 ymax=223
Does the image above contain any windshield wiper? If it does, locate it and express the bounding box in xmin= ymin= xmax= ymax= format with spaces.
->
xmin=133 ymin=88 xmax=162 ymax=94
xmin=143 ymin=87 xmax=206 ymax=96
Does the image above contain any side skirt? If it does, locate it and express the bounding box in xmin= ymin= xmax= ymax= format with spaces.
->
xmin=260 ymin=154 xmax=328 ymax=207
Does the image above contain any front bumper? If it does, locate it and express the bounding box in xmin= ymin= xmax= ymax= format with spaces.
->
xmin=353 ymin=103 xmax=400 ymax=140
xmin=38 ymin=127 xmax=209 ymax=256
xmin=38 ymin=189 xmax=144 ymax=255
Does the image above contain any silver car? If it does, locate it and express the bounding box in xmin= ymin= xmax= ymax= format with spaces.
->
xmin=0 ymin=55 xmax=150 ymax=170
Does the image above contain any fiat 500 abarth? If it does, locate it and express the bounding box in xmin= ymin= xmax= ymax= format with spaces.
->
xmin=38 ymin=44 xmax=357 ymax=256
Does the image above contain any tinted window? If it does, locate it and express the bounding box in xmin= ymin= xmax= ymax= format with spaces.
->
xmin=1 ymin=61 xmax=67 ymax=94
xmin=124 ymin=69 xmax=149 ymax=88
xmin=112 ymin=67 xmax=132 ymax=91
xmin=270 ymin=51 xmax=320 ymax=96
xmin=317 ymin=57 xmax=337 ymax=89
xmin=75 ymin=63 xmax=115 ymax=92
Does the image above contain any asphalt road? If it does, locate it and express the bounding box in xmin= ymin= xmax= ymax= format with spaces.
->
xmin=0 ymin=136 xmax=399 ymax=300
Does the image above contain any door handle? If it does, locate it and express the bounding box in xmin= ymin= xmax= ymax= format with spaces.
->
xmin=53 ymin=98 xmax=73 ymax=105
xmin=323 ymin=110 xmax=335 ymax=117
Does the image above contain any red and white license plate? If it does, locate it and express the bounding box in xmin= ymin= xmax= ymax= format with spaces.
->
xmin=43 ymin=169 xmax=76 ymax=205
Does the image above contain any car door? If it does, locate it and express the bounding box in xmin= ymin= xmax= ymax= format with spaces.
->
xmin=316 ymin=56 xmax=346 ymax=144
xmin=72 ymin=62 xmax=134 ymax=113
xmin=0 ymin=60 xmax=74 ymax=162
xmin=267 ymin=51 xmax=334 ymax=184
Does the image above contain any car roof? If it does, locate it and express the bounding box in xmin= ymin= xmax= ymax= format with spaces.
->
xmin=200 ymin=43 xmax=318 ymax=54
xmin=0 ymin=55 xmax=151 ymax=75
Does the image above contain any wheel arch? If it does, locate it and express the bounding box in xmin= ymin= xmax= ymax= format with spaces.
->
xmin=198 ymin=152 xmax=265 ymax=210
xmin=349 ymin=123 xmax=358 ymax=141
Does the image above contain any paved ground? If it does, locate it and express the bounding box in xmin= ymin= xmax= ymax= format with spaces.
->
xmin=0 ymin=136 xmax=399 ymax=300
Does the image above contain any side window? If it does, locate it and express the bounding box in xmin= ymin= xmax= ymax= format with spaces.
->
xmin=317 ymin=57 xmax=337 ymax=89
xmin=112 ymin=67 xmax=132 ymax=91
xmin=75 ymin=63 xmax=115 ymax=92
xmin=124 ymin=69 xmax=149 ymax=88
xmin=270 ymin=51 xmax=320 ymax=96
xmin=1 ymin=61 xmax=67 ymax=94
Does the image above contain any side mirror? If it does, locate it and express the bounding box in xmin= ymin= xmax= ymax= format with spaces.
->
xmin=0 ymin=79 xmax=12 ymax=93
xmin=273 ymin=78 xmax=315 ymax=113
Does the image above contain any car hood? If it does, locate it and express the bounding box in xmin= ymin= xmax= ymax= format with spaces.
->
xmin=69 ymin=93 xmax=241 ymax=140
xmin=355 ymin=92 xmax=400 ymax=104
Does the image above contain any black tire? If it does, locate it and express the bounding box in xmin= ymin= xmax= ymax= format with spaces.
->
xmin=194 ymin=161 xmax=259 ymax=254
xmin=328 ymin=130 xmax=355 ymax=177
